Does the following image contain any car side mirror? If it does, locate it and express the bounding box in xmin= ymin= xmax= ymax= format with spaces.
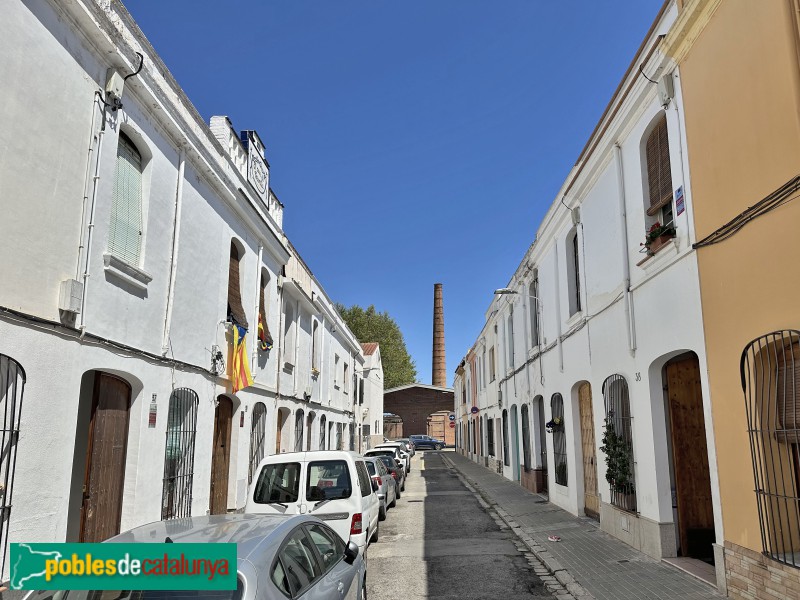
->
xmin=344 ymin=541 xmax=359 ymax=564
xmin=395 ymin=459 xmax=402 ymax=467
xmin=371 ymin=479 xmax=379 ymax=492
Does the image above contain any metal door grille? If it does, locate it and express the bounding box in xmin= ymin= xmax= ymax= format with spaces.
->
xmin=551 ymin=394 xmax=568 ymax=485
xmin=294 ymin=410 xmax=304 ymax=452
xmin=502 ymin=410 xmax=510 ymax=466
xmin=349 ymin=423 xmax=355 ymax=451
xmin=742 ymin=330 xmax=800 ymax=567
xmin=306 ymin=413 xmax=314 ymax=451
xmin=248 ymin=403 xmax=267 ymax=484
xmin=0 ymin=354 xmax=25 ymax=577
xmin=319 ymin=415 xmax=327 ymax=450
xmin=521 ymin=405 xmax=532 ymax=471
xmin=161 ymin=388 xmax=197 ymax=520
xmin=602 ymin=374 xmax=637 ymax=512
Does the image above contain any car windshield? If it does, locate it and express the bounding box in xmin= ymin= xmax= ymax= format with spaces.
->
xmin=365 ymin=462 xmax=377 ymax=476
xmin=366 ymin=450 xmax=395 ymax=458
xmin=26 ymin=587 xmax=243 ymax=600
xmin=306 ymin=460 xmax=352 ymax=501
xmin=377 ymin=457 xmax=396 ymax=470
xmin=252 ymin=463 xmax=300 ymax=504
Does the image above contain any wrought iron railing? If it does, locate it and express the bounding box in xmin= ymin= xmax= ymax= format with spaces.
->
xmin=551 ymin=394 xmax=568 ymax=485
xmin=602 ymin=374 xmax=636 ymax=512
xmin=0 ymin=354 xmax=25 ymax=578
xmin=161 ymin=388 xmax=198 ymax=520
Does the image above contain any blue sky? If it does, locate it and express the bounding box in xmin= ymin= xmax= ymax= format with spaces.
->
xmin=126 ymin=1 xmax=663 ymax=386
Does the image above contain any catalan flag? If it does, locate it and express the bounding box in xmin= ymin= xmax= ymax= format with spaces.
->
xmin=231 ymin=324 xmax=254 ymax=393
xmin=258 ymin=312 xmax=273 ymax=351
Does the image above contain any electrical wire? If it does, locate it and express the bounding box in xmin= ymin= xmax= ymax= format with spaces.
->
xmin=693 ymin=175 xmax=800 ymax=248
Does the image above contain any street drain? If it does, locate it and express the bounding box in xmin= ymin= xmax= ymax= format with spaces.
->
xmin=534 ymin=500 xmax=548 ymax=504
xmin=407 ymin=499 xmax=423 ymax=503
xmin=617 ymin=560 xmax=629 ymax=563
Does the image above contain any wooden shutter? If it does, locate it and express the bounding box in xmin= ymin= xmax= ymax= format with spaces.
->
xmin=109 ymin=133 xmax=143 ymax=265
xmin=259 ymin=279 xmax=273 ymax=346
xmin=646 ymin=115 xmax=674 ymax=216
xmin=227 ymin=244 xmax=248 ymax=327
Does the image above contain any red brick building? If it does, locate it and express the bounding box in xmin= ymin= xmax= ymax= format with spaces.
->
xmin=383 ymin=384 xmax=454 ymax=438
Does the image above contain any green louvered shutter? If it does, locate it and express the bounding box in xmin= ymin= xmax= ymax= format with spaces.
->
xmin=109 ymin=133 xmax=143 ymax=265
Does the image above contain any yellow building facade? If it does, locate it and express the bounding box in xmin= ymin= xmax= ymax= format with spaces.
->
xmin=666 ymin=0 xmax=800 ymax=596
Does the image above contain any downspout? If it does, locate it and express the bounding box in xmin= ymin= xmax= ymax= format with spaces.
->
xmin=79 ymin=99 xmax=108 ymax=338
xmin=614 ymin=143 xmax=637 ymax=355
xmin=161 ymin=149 xmax=186 ymax=355
xmin=275 ymin=274 xmax=285 ymax=407
xmin=553 ymin=249 xmax=564 ymax=372
xmin=76 ymin=93 xmax=101 ymax=280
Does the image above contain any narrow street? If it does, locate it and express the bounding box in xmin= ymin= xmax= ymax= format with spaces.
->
xmin=367 ymin=450 xmax=554 ymax=600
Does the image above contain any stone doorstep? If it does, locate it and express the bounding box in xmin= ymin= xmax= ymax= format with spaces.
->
xmin=441 ymin=454 xmax=594 ymax=600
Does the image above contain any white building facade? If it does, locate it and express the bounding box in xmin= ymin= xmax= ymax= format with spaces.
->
xmin=359 ymin=343 xmax=385 ymax=449
xmin=0 ymin=0 xmax=380 ymax=579
xmin=454 ymin=1 xmax=725 ymax=583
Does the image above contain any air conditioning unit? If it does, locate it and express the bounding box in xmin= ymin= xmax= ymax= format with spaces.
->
xmin=658 ymin=73 xmax=675 ymax=107
xmin=59 ymin=279 xmax=83 ymax=313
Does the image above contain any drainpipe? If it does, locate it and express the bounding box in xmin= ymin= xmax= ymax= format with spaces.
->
xmin=614 ymin=143 xmax=637 ymax=355
xmin=76 ymin=93 xmax=101 ymax=281
xmin=79 ymin=102 xmax=108 ymax=338
xmin=161 ymin=149 xmax=185 ymax=355
xmin=553 ymin=250 xmax=564 ymax=372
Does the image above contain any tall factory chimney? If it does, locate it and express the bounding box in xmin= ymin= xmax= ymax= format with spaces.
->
xmin=432 ymin=283 xmax=446 ymax=387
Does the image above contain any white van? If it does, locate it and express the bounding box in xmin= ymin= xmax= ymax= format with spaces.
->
xmin=245 ymin=450 xmax=380 ymax=554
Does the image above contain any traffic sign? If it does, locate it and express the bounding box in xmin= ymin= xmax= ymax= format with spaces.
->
xmin=470 ymin=406 xmax=479 ymax=415
xmin=448 ymin=413 xmax=455 ymax=421
xmin=449 ymin=422 xmax=456 ymax=428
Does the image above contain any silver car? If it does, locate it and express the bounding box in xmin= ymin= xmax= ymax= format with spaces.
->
xmin=23 ymin=514 xmax=367 ymax=600
xmin=364 ymin=456 xmax=397 ymax=521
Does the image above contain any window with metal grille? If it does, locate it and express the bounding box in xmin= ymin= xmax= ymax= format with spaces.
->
xmin=602 ymin=374 xmax=636 ymax=512
xmin=502 ymin=410 xmax=510 ymax=466
xmin=284 ymin=301 xmax=296 ymax=365
xmin=529 ymin=275 xmax=540 ymax=347
xmin=311 ymin=320 xmax=319 ymax=371
xmin=487 ymin=417 xmax=495 ymax=456
xmin=319 ymin=415 xmax=327 ymax=450
xmin=521 ymin=404 xmax=532 ymax=471
xmin=489 ymin=347 xmax=496 ymax=382
xmin=0 ymin=354 xmax=25 ymax=577
xmin=306 ymin=413 xmax=315 ymax=451
xmin=294 ymin=410 xmax=304 ymax=452
xmin=567 ymin=229 xmax=581 ymax=315
xmin=227 ymin=241 xmax=248 ymax=327
xmin=551 ymin=394 xmax=568 ymax=486
xmin=742 ymin=330 xmax=800 ymax=567
xmin=249 ymin=403 xmax=267 ymax=484
xmin=161 ymin=388 xmax=198 ymax=520
xmin=645 ymin=113 xmax=674 ymax=220
xmin=336 ymin=423 xmax=343 ymax=450
xmin=109 ymin=132 xmax=144 ymax=265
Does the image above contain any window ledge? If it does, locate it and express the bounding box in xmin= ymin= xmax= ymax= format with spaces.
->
xmin=636 ymin=237 xmax=680 ymax=269
xmin=565 ymin=310 xmax=584 ymax=329
xmin=103 ymin=253 xmax=152 ymax=290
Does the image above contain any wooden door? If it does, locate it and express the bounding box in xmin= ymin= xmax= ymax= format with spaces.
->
xmin=667 ymin=357 xmax=714 ymax=560
xmin=210 ymin=396 xmax=233 ymax=515
xmin=276 ymin=409 xmax=285 ymax=454
xmin=80 ymin=372 xmax=131 ymax=542
xmin=579 ymin=383 xmax=599 ymax=519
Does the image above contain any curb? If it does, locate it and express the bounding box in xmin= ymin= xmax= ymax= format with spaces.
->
xmin=441 ymin=454 xmax=595 ymax=600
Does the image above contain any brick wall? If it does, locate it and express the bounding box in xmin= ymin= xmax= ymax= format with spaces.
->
xmin=384 ymin=386 xmax=454 ymax=436
xmin=724 ymin=541 xmax=800 ymax=599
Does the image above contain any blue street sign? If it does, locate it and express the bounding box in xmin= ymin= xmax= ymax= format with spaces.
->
xmin=448 ymin=414 xmax=456 ymax=421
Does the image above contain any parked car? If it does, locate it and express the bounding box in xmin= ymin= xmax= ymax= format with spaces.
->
xmin=409 ymin=434 xmax=445 ymax=450
xmin=364 ymin=456 xmax=397 ymax=520
xmin=246 ymin=450 xmax=381 ymax=553
xmin=374 ymin=454 xmax=405 ymax=494
xmin=365 ymin=447 xmax=407 ymax=479
xmin=396 ymin=437 xmax=415 ymax=456
xmin=375 ymin=442 xmax=411 ymax=472
xmin=24 ymin=513 xmax=367 ymax=600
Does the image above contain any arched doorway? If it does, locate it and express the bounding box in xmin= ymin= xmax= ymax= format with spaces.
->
xmin=210 ymin=396 xmax=233 ymax=515
xmin=511 ymin=405 xmax=520 ymax=481
xmin=578 ymin=382 xmax=599 ymax=519
xmin=306 ymin=411 xmax=315 ymax=451
xmin=80 ymin=371 xmax=131 ymax=542
xmin=294 ymin=410 xmax=305 ymax=452
xmin=276 ymin=407 xmax=290 ymax=454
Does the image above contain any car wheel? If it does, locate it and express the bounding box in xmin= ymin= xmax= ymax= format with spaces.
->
xmin=389 ymin=491 xmax=397 ymax=508
xmin=436 ymin=444 xmax=442 ymax=450
xmin=395 ymin=487 xmax=401 ymax=499
xmin=361 ymin=577 xmax=367 ymax=600
xmin=379 ymin=503 xmax=387 ymax=521
xmin=401 ymin=480 xmax=406 ymax=492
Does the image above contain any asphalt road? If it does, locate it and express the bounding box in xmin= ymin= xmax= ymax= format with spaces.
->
xmin=366 ymin=450 xmax=554 ymax=600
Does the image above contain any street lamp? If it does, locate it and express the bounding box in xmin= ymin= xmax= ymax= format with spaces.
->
xmin=493 ymin=287 xmax=544 ymax=384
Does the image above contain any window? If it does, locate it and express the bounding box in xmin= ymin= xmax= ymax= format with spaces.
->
xmin=489 ymin=347 xmax=496 ymax=382
xmin=521 ymin=404 xmax=531 ymax=472
xmin=294 ymin=410 xmax=304 ymax=452
xmin=343 ymin=363 xmax=349 ymax=394
xmin=487 ymin=418 xmax=495 ymax=457
xmin=253 ymin=463 xmax=301 ymax=504
xmin=645 ymin=113 xmax=674 ymax=225
xmin=109 ymin=132 xmax=144 ymax=265
xmin=529 ymin=275 xmax=540 ymax=346
xmin=552 ymin=394 xmax=568 ymax=486
xmin=311 ymin=321 xmax=319 ymax=371
xmin=227 ymin=241 xmax=248 ymax=327
xmin=258 ymin=271 xmax=273 ymax=352
xmin=603 ymin=374 xmax=636 ymax=511
xmin=306 ymin=412 xmax=314 ymax=451
xmin=742 ymin=331 xmax=800 ymax=566
xmin=283 ymin=301 xmax=295 ymax=365
xmin=507 ymin=312 xmax=515 ymax=369
xmin=306 ymin=460 xmax=351 ymax=501
xmin=248 ymin=403 xmax=267 ymax=484
xmin=334 ymin=355 xmax=340 ymax=387
xmin=567 ymin=229 xmax=581 ymax=316
xmin=161 ymin=388 xmax=198 ymax=520
xmin=306 ymin=524 xmax=345 ymax=573
xmin=336 ymin=423 xmax=343 ymax=450
xmin=277 ymin=528 xmax=323 ymax=597
xmin=502 ymin=410 xmax=510 ymax=467
xmin=481 ymin=347 xmax=486 ymax=389
xmin=319 ymin=415 xmax=327 ymax=450
xmin=356 ymin=461 xmax=372 ymax=497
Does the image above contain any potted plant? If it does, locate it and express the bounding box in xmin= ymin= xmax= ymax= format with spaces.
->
xmin=545 ymin=416 xmax=563 ymax=433
xmin=640 ymin=221 xmax=676 ymax=256
xmin=599 ymin=417 xmax=635 ymax=505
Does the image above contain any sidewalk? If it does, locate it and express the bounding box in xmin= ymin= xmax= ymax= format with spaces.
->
xmin=443 ymin=451 xmax=722 ymax=600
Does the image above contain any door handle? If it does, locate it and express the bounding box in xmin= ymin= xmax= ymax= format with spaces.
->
xmin=337 ymin=581 xmax=344 ymax=594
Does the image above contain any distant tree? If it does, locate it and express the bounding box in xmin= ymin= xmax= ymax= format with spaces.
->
xmin=336 ymin=303 xmax=417 ymax=389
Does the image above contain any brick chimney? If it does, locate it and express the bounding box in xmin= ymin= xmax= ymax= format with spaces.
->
xmin=432 ymin=283 xmax=446 ymax=387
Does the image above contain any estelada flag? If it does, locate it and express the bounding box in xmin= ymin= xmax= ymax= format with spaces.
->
xmin=231 ymin=324 xmax=254 ymax=393
xmin=258 ymin=313 xmax=273 ymax=351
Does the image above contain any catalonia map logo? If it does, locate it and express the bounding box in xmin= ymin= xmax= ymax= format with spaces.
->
xmin=10 ymin=543 xmax=237 ymax=590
